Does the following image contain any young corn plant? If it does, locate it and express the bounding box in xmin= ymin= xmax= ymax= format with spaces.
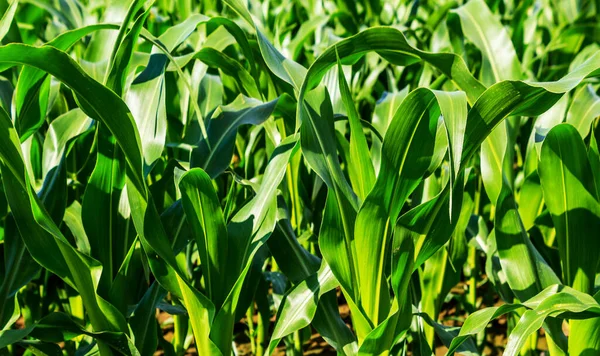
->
xmin=0 ymin=0 xmax=600 ymax=355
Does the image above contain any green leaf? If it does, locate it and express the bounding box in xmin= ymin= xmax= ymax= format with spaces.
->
xmin=130 ymin=283 xmax=165 ymax=356
xmin=450 ymin=0 xmax=523 ymax=206
xmin=298 ymin=85 xmax=363 ymax=337
xmin=356 ymin=221 xmax=415 ymax=355
xmin=539 ymin=123 xmax=600 ymax=293
xmin=126 ymin=70 xmax=168 ymax=169
xmin=0 ymin=106 xmax=128 ymax=350
xmin=210 ymin=135 xmax=299 ymax=355
xmin=13 ymin=24 xmax=113 ymax=141
xmin=447 ymin=303 xmax=523 ymax=354
xmin=336 ymin=51 xmax=375 ymax=200
xmin=403 ymin=52 xmax=600 ymax=293
xmin=14 ymin=71 xmax=50 ymax=141
xmin=0 ymin=219 xmax=38 ymax=329
xmin=538 ymin=123 xmax=600 ymax=354
xmin=565 ymin=84 xmax=600 ymax=139
xmin=81 ymin=128 xmax=127 ymax=296
xmin=287 ymin=15 xmax=329 ymax=60
xmin=0 ymin=312 xmax=139 ymax=355
xmin=371 ymin=90 xmax=408 ymax=173
xmin=416 ymin=308 xmax=478 ymax=355
xmin=354 ymin=88 xmax=439 ymax=325
xmin=504 ymin=288 xmax=600 ymax=356
xmin=299 ymin=27 xmax=485 ymax=105
xmin=252 ymin=26 xmax=307 ymax=90
xmin=179 ymin=168 xmax=229 ymax=308
xmin=108 ymin=239 xmax=147 ymax=314
xmin=41 ymin=109 xmax=91 ymax=180
xmin=495 ymin=182 xmax=561 ymax=300
xmin=448 ymin=285 xmax=600 ymax=355
xmin=193 ymin=48 xmax=261 ymax=99
xmin=126 ymin=181 xmax=219 ymax=355
xmin=82 ymin=1 xmax=151 ymax=298
xmin=480 ymin=122 xmax=508 ymax=204
xmin=267 ymin=262 xmax=354 ymax=355
xmin=63 ymin=202 xmax=91 ymax=255
xmin=494 ymin=180 xmax=568 ymax=351
xmin=0 ymin=0 xmax=18 ymax=43
xmin=190 ymin=97 xmax=278 ymax=178
xmin=267 ymin=197 xmax=358 ymax=354
xmin=0 ymin=43 xmax=145 ymax=194
xmin=104 ymin=0 xmax=149 ymax=95
xmin=450 ymin=0 xmax=522 ymax=86
xmin=268 ymin=198 xmax=320 ymax=284
xmin=354 ymin=88 xmax=466 ymax=325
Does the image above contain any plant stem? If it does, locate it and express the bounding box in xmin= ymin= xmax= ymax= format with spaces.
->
xmin=247 ymin=304 xmax=256 ymax=355
xmin=173 ymin=310 xmax=187 ymax=355
xmin=468 ymin=245 xmax=478 ymax=312
xmin=293 ymin=330 xmax=303 ymax=355
xmin=257 ymin=305 xmax=267 ymax=356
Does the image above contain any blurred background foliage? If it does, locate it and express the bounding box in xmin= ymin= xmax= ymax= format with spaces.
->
xmin=0 ymin=0 xmax=599 ymax=355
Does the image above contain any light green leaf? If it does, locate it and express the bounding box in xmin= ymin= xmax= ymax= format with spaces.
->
xmin=41 ymin=109 xmax=91 ymax=179
xmin=451 ymin=0 xmax=522 ymax=85
xmin=336 ymin=51 xmax=375 ymax=201
xmin=565 ymin=84 xmax=600 ymax=139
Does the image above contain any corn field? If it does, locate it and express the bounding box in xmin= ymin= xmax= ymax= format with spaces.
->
xmin=0 ymin=0 xmax=600 ymax=355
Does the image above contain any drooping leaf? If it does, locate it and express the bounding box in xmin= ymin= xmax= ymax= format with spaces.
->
xmin=190 ymin=97 xmax=278 ymax=178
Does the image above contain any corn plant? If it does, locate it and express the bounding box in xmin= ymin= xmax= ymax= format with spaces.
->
xmin=0 ymin=0 xmax=600 ymax=355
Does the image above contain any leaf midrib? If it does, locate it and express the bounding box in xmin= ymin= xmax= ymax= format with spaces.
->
xmin=557 ymin=139 xmax=571 ymax=287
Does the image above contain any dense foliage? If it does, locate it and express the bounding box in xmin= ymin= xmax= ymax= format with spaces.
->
xmin=1 ymin=0 xmax=600 ymax=355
